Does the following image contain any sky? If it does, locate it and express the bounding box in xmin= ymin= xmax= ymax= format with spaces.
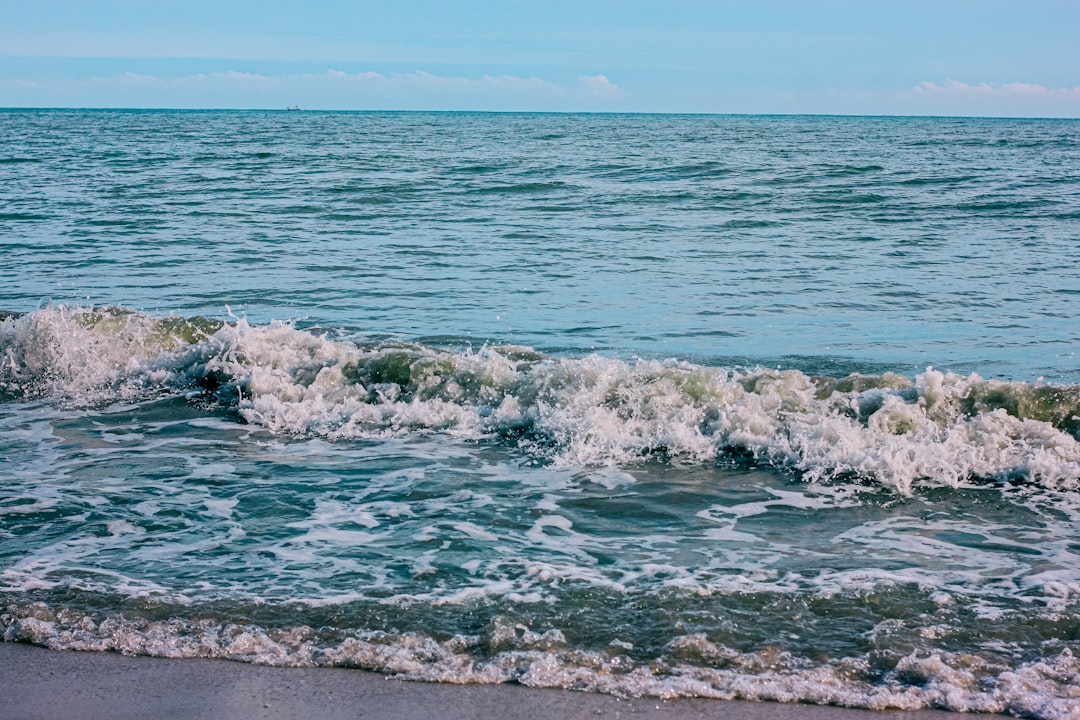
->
xmin=1 ymin=0 xmax=1079 ymax=117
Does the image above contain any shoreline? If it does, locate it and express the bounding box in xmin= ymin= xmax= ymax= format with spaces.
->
xmin=0 ymin=641 xmax=967 ymax=720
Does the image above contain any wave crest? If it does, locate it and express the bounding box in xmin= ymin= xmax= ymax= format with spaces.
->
xmin=3 ymin=307 xmax=1079 ymax=492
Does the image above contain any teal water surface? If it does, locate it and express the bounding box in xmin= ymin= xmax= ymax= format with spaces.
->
xmin=3 ymin=110 xmax=1078 ymax=379
xmin=2 ymin=111 xmax=1080 ymax=718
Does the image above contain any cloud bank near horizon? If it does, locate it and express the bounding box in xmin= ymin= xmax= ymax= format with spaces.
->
xmin=0 ymin=68 xmax=622 ymax=111
xmin=4 ymin=67 xmax=1080 ymax=117
xmin=915 ymin=79 xmax=1080 ymax=100
xmin=900 ymin=79 xmax=1080 ymax=118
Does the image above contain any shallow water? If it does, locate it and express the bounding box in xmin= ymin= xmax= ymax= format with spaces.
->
xmin=2 ymin=110 xmax=1080 ymax=717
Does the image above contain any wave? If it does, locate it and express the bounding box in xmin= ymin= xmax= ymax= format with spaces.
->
xmin=3 ymin=603 xmax=1077 ymax=719
xmin=3 ymin=306 xmax=1079 ymax=493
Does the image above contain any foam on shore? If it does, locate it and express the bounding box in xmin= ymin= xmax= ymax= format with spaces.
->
xmin=4 ymin=604 xmax=1078 ymax=718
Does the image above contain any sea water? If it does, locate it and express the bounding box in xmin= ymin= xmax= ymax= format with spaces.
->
xmin=1 ymin=110 xmax=1079 ymax=717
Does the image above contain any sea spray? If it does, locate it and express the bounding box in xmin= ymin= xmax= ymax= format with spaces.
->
xmin=3 ymin=306 xmax=1079 ymax=493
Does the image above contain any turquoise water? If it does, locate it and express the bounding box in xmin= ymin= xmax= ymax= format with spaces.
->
xmin=2 ymin=110 xmax=1080 ymax=717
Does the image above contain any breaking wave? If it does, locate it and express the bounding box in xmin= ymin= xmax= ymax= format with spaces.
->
xmin=3 ymin=306 xmax=1079 ymax=493
xmin=4 ymin=603 xmax=1079 ymax=719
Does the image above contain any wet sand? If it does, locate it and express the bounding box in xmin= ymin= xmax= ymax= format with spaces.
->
xmin=0 ymin=642 xmax=975 ymax=720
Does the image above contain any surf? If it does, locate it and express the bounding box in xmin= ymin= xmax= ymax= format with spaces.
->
xmin=4 ymin=306 xmax=1079 ymax=494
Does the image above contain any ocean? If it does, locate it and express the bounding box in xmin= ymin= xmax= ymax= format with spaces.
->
xmin=2 ymin=109 xmax=1079 ymax=717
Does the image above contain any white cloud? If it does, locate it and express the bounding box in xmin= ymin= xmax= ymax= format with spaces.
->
xmin=213 ymin=70 xmax=270 ymax=82
xmin=1000 ymin=82 xmax=1058 ymax=95
xmin=914 ymin=79 xmax=1080 ymax=100
xmin=578 ymin=74 xmax=618 ymax=97
xmin=120 ymin=68 xmax=549 ymax=90
xmin=112 ymin=71 xmax=163 ymax=84
xmin=93 ymin=70 xmax=270 ymax=87
xmin=317 ymin=69 xmax=383 ymax=80
xmin=5 ymin=67 xmax=621 ymax=111
xmin=394 ymin=70 xmax=558 ymax=93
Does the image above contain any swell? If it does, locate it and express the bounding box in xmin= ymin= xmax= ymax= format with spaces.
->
xmin=3 ymin=307 xmax=1080 ymax=493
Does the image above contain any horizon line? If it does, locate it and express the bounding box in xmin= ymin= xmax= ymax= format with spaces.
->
xmin=3 ymin=106 xmax=1079 ymax=121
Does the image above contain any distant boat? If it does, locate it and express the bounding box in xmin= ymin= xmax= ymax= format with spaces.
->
xmin=287 ymin=105 xmax=301 ymax=112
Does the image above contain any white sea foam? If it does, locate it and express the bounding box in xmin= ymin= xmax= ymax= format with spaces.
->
xmin=3 ymin=307 xmax=1080 ymax=493
xmin=3 ymin=605 xmax=1078 ymax=719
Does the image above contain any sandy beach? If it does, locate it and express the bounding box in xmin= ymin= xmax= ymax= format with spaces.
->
xmin=0 ymin=642 xmax=969 ymax=720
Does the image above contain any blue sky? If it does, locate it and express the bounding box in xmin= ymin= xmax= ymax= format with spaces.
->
xmin=2 ymin=0 xmax=1078 ymax=116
